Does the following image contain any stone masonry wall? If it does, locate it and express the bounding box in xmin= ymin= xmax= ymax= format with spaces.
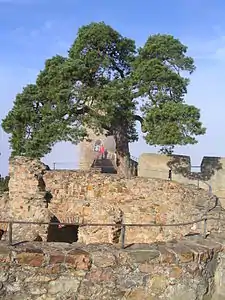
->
xmin=3 ymin=156 xmax=225 ymax=245
xmin=138 ymin=153 xmax=225 ymax=208
xmin=44 ymin=171 xmax=223 ymax=245
xmin=0 ymin=234 xmax=225 ymax=299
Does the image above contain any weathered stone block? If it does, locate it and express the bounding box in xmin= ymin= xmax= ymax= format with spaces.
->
xmin=16 ymin=252 xmax=44 ymax=267
xmin=0 ymin=245 xmax=11 ymax=263
xmin=65 ymin=250 xmax=91 ymax=270
xmin=49 ymin=253 xmax=65 ymax=265
xmin=166 ymin=243 xmax=195 ymax=263
xmin=86 ymin=268 xmax=114 ymax=283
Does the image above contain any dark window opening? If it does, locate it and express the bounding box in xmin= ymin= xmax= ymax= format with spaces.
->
xmin=47 ymin=216 xmax=79 ymax=243
xmin=0 ymin=229 xmax=5 ymax=240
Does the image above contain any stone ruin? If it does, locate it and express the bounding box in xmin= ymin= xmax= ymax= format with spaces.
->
xmin=138 ymin=153 xmax=225 ymax=208
xmin=1 ymin=155 xmax=225 ymax=299
xmin=1 ymin=156 xmax=225 ymax=245
xmin=79 ymin=128 xmax=225 ymax=206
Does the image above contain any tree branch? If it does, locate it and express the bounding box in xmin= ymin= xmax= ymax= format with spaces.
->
xmin=75 ymin=105 xmax=112 ymax=132
xmin=76 ymin=106 xmax=90 ymax=115
xmin=134 ymin=114 xmax=143 ymax=124
xmin=111 ymin=60 xmax=125 ymax=78
xmin=134 ymin=114 xmax=147 ymax=133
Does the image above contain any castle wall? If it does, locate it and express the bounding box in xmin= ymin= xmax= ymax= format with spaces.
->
xmin=138 ymin=153 xmax=225 ymax=207
xmin=3 ymin=156 xmax=224 ymax=245
xmin=138 ymin=153 xmax=191 ymax=185
xmin=43 ymin=170 xmax=223 ymax=245
xmin=2 ymin=156 xmax=225 ymax=299
xmin=201 ymin=156 xmax=225 ymax=199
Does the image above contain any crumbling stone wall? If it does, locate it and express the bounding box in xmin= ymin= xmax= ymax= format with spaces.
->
xmin=0 ymin=234 xmax=225 ymax=299
xmin=2 ymin=156 xmax=225 ymax=245
xmin=7 ymin=157 xmax=52 ymax=242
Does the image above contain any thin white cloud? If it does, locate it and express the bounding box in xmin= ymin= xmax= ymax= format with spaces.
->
xmin=5 ymin=20 xmax=62 ymax=59
xmin=190 ymin=38 xmax=225 ymax=61
xmin=184 ymin=26 xmax=225 ymax=61
xmin=29 ymin=21 xmax=54 ymax=38
xmin=11 ymin=20 xmax=54 ymax=39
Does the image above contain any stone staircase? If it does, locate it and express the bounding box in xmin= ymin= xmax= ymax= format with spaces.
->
xmin=91 ymin=158 xmax=117 ymax=174
xmin=91 ymin=154 xmax=138 ymax=176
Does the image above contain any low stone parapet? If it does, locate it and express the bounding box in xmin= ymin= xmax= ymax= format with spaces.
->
xmin=0 ymin=235 xmax=225 ymax=299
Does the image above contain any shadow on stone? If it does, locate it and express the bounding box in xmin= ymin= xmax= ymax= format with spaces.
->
xmin=167 ymin=155 xmax=223 ymax=181
xmin=44 ymin=191 xmax=53 ymax=208
xmin=201 ymin=157 xmax=223 ymax=181
xmin=167 ymin=155 xmax=191 ymax=177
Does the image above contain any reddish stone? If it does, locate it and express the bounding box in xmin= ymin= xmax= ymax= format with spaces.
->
xmin=86 ymin=268 xmax=113 ymax=282
xmin=65 ymin=250 xmax=91 ymax=270
xmin=0 ymin=256 xmax=10 ymax=263
xmin=49 ymin=253 xmax=65 ymax=264
xmin=16 ymin=252 xmax=44 ymax=267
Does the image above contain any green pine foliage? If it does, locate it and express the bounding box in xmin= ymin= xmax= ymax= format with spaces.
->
xmin=0 ymin=176 xmax=9 ymax=194
xmin=2 ymin=22 xmax=206 ymax=167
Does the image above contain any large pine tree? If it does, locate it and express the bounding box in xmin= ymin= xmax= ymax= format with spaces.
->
xmin=2 ymin=22 xmax=206 ymax=175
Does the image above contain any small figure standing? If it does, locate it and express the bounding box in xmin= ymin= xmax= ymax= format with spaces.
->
xmin=168 ymin=169 xmax=172 ymax=181
xmin=100 ymin=144 xmax=105 ymax=159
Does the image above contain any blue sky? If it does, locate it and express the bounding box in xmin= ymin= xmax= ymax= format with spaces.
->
xmin=1 ymin=0 xmax=225 ymax=174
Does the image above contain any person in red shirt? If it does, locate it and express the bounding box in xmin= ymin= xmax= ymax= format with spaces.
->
xmin=100 ymin=145 xmax=105 ymax=159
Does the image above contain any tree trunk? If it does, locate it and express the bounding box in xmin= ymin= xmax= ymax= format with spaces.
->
xmin=114 ymin=129 xmax=131 ymax=177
